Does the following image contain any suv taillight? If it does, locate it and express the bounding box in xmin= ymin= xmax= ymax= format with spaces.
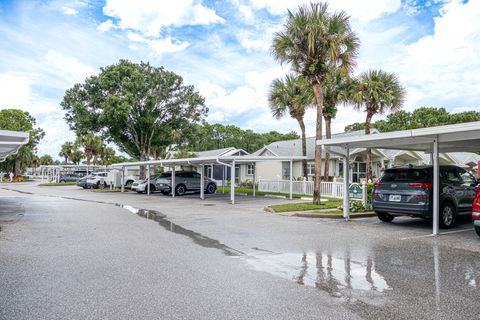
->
xmin=373 ymin=182 xmax=381 ymax=187
xmin=408 ymin=182 xmax=432 ymax=189
xmin=472 ymin=190 xmax=480 ymax=218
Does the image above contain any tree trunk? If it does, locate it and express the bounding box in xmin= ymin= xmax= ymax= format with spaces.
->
xmin=312 ymin=83 xmax=324 ymax=205
xmin=296 ymin=116 xmax=308 ymax=181
xmin=64 ymin=156 xmax=68 ymax=164
xmin=14 ymin=156 xmax=21 ymax=177
xmin=365 ymin=113 xmax=373 ymax=181
xmin=323 ymin=115 xmax=332 ymax=182
xmin=139 ymin=149 xmax=147 ymax=179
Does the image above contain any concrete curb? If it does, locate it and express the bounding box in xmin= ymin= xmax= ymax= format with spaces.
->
xmin=293 ymin=212 xmax=376 ymax=219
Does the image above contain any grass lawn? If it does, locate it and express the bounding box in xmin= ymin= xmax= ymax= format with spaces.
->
xmin=39 ymin=182 xmax=77 ymax=186
xmin=268 ymin=199 xmax=343 ymax=213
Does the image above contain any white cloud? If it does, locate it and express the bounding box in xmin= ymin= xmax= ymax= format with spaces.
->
xmin=62 ymin=7 xmax=78 ymax=15
xmin=44 ymin=50 xmax=96 ymax=86
xmin=101 ymin=0 xmax=225 ymax=37
xmin=391 ymin=0 xmax=480 ymax=110
xmin=243 ymin=0 xmax=401 ymax=22
xmin=97 ymin=19 xmax=116 ymax=32
xmin=127 ymin=32 xmax=190 ymax=55
xmin=0 ymin=73 xmax=31 ymax=108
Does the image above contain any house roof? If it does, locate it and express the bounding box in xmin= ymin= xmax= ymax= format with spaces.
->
xmin=167 ymin=147 xmax=249 ymax=159
xmin=252 ymin=130 xmax=370 ymax=158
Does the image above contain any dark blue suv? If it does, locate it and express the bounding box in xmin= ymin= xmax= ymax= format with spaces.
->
xmin=372 ymin=165 xmax=477 ymax=228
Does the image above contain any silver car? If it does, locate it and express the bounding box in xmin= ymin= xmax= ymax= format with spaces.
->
xmin=156 ymin=171 xmax=217 ymax=196
xmin=132 ymin=174 xmax=161 ymax=193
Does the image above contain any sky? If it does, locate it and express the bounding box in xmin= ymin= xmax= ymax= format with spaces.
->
xmin=0 ymin=0 xmax=479 ymax=158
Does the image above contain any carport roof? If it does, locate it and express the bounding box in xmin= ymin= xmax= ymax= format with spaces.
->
xmin=0 ymin=130 xmax=29 ymax=161
xmin=318 ymin=121 xmax=480 ymax=153
xmin=112 ymin=155 xmax=306 ymax=168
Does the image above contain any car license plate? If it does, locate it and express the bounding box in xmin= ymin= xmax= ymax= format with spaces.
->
xmin=389 ymin=195 xmax=401 ymax=202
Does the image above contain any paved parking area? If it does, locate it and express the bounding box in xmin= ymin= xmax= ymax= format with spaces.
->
xmin=1 ymin=181 xmax=480 ymax=319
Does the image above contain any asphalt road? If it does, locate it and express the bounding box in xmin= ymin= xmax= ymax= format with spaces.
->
xmin=1 ymin=182 xmax=480 ymax=319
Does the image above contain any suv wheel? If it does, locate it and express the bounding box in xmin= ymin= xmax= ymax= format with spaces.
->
xmin=206 ymin=183 xmax=216 ymax=194
xmin=475 ymin=226 xmax=480 ymax=237
xmin=440 ymin=202 xmax=456 ymax=229
xmin=146 ymin=184 xmax=156 ymax=193
xmin=376 ymin=211 xmax=395 ymax=223
xmin=175 ymin=184 xmax=186 ymax=196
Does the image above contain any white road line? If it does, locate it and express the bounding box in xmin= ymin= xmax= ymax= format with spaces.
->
xmin=400 ymin=228 xmax=473 ymax=240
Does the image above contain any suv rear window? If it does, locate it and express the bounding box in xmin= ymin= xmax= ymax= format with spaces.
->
xmin=381 ymin=168 xmax=429 ymax=182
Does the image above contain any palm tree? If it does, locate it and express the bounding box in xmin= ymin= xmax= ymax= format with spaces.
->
xmin=322 ymin=69 xmax=352 ymax=181
xmin=350 ymin=70 xmax=406 ymax=180
xmin=76 ymin=134 xmax=102 ymax=166
xmin=269 ymin=75 xmax=313 ymax=180
xmin=70 ymin=149 xmax=84 ymax=165
xmin=272 ymin=2 xmax=359 ymax=204
xmin=58 ymin=141 xmax=74 ymax=164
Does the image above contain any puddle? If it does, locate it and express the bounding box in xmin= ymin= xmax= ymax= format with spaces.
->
xmin=121 ymin=205 xmax=244 ymax=256
xmin=240 ymin=251 xmax=391 ymax=301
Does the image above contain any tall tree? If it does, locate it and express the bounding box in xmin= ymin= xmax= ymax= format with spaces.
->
xmin=273 ymin=2 xmax=359 ymax=204
xmin=61 ymin=60 xmax=206 ymax=177
xmin=39 ymin=154 xmax=54 ymax=165
xmin=350 ymin=70 xmax=405 ymax=180
xmin=0 ymin=109 xmax=44 ymax=176
xmin=58 ymin=141 xmax=74 ymax=164
xmin=76 ymin=134 xmax=102 ymax=166
xmin=322 ymin=69 xmax=351 ymax=181
xmin=269 ymin=74 xmax=313 ymax=180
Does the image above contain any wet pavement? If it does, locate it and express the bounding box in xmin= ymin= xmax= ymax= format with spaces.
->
xmin=1 ymin=181 xmax=480 ymax=319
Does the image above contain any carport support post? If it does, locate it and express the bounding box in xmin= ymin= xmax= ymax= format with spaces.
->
xmin=433 ymin=138 xmax=439 ymax=235
xmin=147 ymin=165 xmax=150 ymax=195
xmin=222 ymin=165 xmax=225 ymax=194
xmin=171 ymin=166 xmax=176 ymax=198
xmin=289 ymin=160 xmax=293 ymax=200
xmin=343 ymin=148 xmax=350 ymax=220
xmin=231 ymin=159 xmax=235 ymax=204
xmin=200 ymin=164 xmax=204 ymax=200
xmin=253 ymin=163 xmax=256 ymax=198
xmin=121 ymin=166 xmax=125 ymax=193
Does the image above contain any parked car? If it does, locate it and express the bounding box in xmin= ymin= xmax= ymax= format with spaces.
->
xmin=472 ymin=187 xmax=480 ymax=237
xmin=86 ymin=172 xmax=109 ymax=189
xmin=372 ymin=165 xmax=478 ymax=228
xmin=76 ymin=175 xmax=91 ymax=189
xmin=156 ymin=171 xmax=217 ymax=196
xmin=132 ymin=174 xmax=161 ymax=193
xmin=59 ymin=173 xmax=80 ymax=183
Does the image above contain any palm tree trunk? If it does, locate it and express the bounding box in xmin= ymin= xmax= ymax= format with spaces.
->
xmin=323 ymin=115 xmax=331 ymax=181
xmin=296 ymin=117 xmax=308 ymax=180
xmin=64 ymin=156 xmax=68 ymax=164
xmin=312 ymin=83 xmax=324 ymax=205
xmin=14 ymin=156 xmax=21 ymax=177
xmin=365 ymin=113 xmax=373 ymax=181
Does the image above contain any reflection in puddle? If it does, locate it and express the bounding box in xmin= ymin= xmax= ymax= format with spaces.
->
xmin=242 ymin=252 xmax=391 ymax=299
xmin=122 ymin=205 xmax=244 ymax=257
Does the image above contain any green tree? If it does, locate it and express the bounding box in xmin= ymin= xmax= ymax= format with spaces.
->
xmin=70 ymin=149 xmax=84 ymax=165
xmin=322 ymin=69 xmax=351 ymax=180
xmin=62 ymin=60 xmax=206 ymax=177
xmin=0 ymin=109 xmax=44 ymax=176
xmin=269 ymin=75 xmax=313 ymax=179
xmin=273 ymin=2 xmax=359 ymax=204
xmin=350 ymin=70 xmax=405 ymax=180
xmin=39 ymin=154 xmax=54 ymax=165
xmin=75 ymin=134 xmax=102 ymax=166
xmin=58 ymin=141 xmax=74 ymax=164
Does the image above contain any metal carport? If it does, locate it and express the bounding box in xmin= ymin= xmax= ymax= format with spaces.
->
xmin=319 ymin=121 xmax=480 ymax=235
xmin=0 ymin=130 xmax=29 ymax=161
xmin=112 ymin=155 xmax=305 ymax=204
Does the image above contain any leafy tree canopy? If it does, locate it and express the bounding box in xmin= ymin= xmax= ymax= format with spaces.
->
xmin=61 ymin=60 xmax=207 ymax=161
xmin=345 ymin=107 xmax=480 ymax=132
xmin=179 ymin=123 xmax=299 ymax=154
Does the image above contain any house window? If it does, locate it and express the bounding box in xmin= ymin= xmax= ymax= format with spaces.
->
xmin=307 ymin=162 xmax=315 ymax=175
xmin=352 ymin=162 xmax=367 ymax=182
xmin=247 ymin=164 xmax=255 ymax=175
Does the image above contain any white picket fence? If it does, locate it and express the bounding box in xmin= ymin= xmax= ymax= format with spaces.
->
xmin=258 ymin=178 xmax=356 ymax=200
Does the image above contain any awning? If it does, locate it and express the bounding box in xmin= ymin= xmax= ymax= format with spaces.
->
xmin=0 ymin=130 xmax=29 ymax=161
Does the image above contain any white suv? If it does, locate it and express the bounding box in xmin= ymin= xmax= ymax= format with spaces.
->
xmin=86 ymin=172 xmax=109 ymax=189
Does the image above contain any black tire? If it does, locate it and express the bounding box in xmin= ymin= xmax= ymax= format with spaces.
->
xmin=125 ymin=180 xmax=133 ymax=187
xmin=475 ymin=226 xmax=480 ymax=237
xmin=96 ymin=181 xmax=101 ymax=189
xmin=103 ymin=182 xmax=107 ymax=189
xmin=175 ymin=184 xmax=186 ymax=196
xmin=60 ymin=180 xmax=66 ymax=183
xmin=206 ymin=183 xmax=216 ymax=194
xmin=440 ymin=202 xmax=456 ymax=229
xmin=161 ymin=191 xmax=170 ymax=195
xmin=376 ymin=211 xmax=395 ymax=223
xmin=145 ymin=184 xmax=155 ymax=193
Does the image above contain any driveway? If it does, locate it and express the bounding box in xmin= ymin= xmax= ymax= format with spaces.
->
xmin=1 ymin=182 xmax=480 ymax=319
